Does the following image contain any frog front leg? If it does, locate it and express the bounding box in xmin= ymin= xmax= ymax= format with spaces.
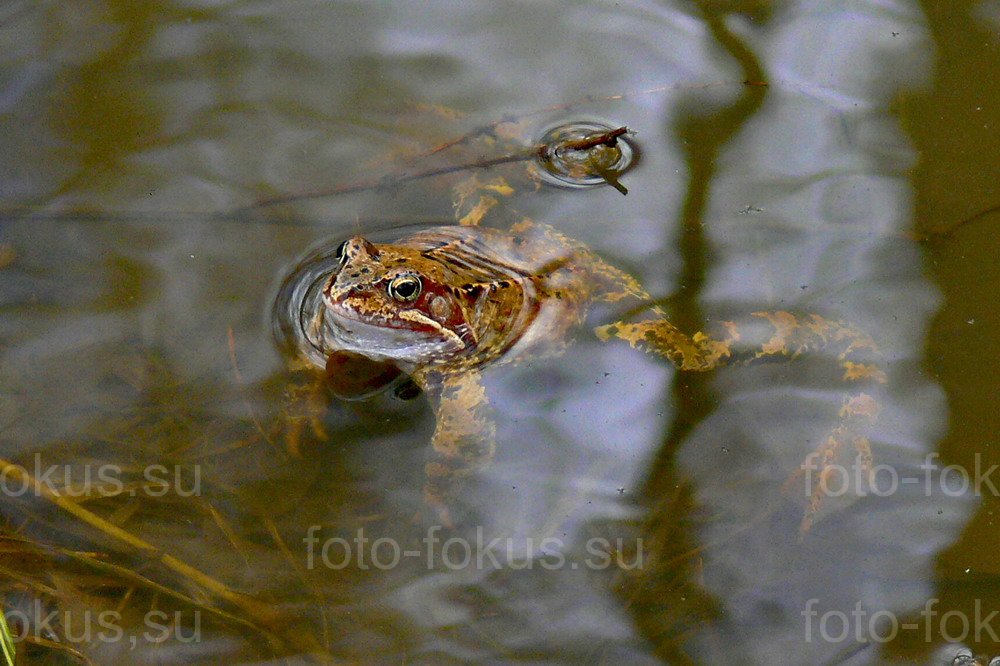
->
xmin=276 ymin=363 xmax=331 ymax=458
xmin=412 ymin=367 xmax=497 ymax=527
xmin=596 ymin=310 xmax=886 ymax=536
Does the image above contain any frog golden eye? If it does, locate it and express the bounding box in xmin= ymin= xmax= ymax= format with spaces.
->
xmin=334 ymin=240 xmax=350 ymax=266
xmin=387 ymin=274 xmax=422 ymax=302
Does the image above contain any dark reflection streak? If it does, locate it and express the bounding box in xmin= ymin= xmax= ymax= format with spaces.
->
xmin=623 ymin=1 xmax=769 ymax=623
xmin=642 ymin=4 xmax=768 ymax=496
xmin=624 ymin=8 xmax=770 ymax=660
xmin=912 ymin=1 xmax=1000 ymax=650
xmin=49 ymin=1 xmax=165 ymax=198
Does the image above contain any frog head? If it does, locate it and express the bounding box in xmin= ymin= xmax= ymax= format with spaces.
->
xmin=321 ymin=235 xmax=479 ymax=365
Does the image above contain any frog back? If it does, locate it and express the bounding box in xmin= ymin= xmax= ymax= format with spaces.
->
xmin=396 ymin=224 xmax=596 ymax=368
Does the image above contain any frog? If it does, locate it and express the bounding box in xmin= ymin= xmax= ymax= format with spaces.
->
xmin=273 ymin=123 xmax=887 ymax=535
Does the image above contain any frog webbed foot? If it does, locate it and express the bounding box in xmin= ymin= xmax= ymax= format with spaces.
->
xmin=278 ymin=352 xmax=408 ymax=457
xmin=785 ymin=392 xmax=881 ymax=538
xmin=414 ymin=369 xmax=497 ymax=526
xmin=276 ymin=372 xmax=331 ymax=458
xmin=734 ymin=312 xmax=886 ymax=535
xmin=598 ymin=310 xmax=888 ymax=536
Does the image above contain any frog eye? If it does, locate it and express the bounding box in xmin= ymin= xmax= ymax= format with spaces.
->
xmin=387 ymin=274 xmax=422 ymax=302
xmin=334 ymin=240 xmax=350 ymax=266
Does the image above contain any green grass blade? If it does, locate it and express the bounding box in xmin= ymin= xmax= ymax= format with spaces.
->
xmin=0 ymin=606 xmax=14 ymax=666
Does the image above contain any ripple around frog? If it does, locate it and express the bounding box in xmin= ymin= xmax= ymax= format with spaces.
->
xmin=534 ymin=120 xmax=638 ymax=191
xmin=273 ymin=238 xmax=340 ymax=368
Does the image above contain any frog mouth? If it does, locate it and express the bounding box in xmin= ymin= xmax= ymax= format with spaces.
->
xmin=327 ymin=301 xmax=465 ymax=344
xmin=323 ymin=301 xmax=466 ymax=360
xmin=324 ymin=300 xmax=418 ymax=332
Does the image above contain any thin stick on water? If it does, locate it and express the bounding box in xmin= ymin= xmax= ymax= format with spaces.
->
xmin=242 ymin=126 xmax=632 ymax=212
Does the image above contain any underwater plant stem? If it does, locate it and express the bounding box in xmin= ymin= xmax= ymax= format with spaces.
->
xmin=0 ymin=457 xmax=281 ymax=627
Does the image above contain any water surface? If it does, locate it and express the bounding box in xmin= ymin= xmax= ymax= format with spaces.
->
xmin=1 ymin=1 xmax=997 ymax=664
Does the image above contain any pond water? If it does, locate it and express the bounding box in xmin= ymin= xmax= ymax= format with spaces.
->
xmin=1 ymin=1 xmax=998 ymax=664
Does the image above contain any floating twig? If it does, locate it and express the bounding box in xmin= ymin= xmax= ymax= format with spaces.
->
xmin=921 ymin=202 xmax=1000 ymax=242
xmin=245 ymin=126 xmax=631 ymax=211
xmin=535 ymin=125 xmax=629 ymax=160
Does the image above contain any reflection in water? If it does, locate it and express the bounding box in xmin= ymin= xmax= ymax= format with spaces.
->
xmin=670 ymin=0 xmax=972 ymax=663
xmin=0 ymin=0 xmax=982 ymax=664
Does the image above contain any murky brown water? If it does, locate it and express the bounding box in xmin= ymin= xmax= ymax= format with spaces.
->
xmin=1 ymin=1 xmax=998 ymax=664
